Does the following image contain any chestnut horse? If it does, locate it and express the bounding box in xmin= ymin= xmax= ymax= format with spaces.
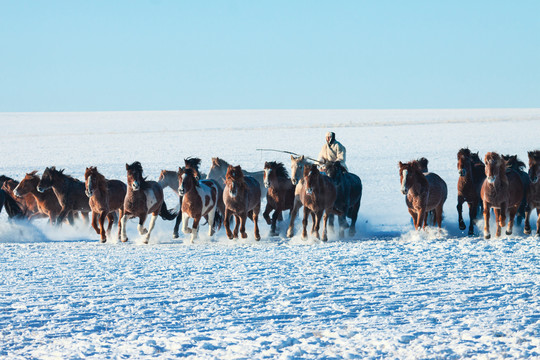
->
xmin=301 ymin=164 xmax=339 ymax=241
xmin=84 ymin=167 xmax=127 ymax=243
xmin=399 ymin=160 xmax=447 ymax=230
xmin=457 ymin=148 xmax=486 ymax=235
xmin=481 ymin=152 xmax=524 ymax=239
xmin=323 ymin=161 xmax=362 ymax=237
xmin=207 ymin=157 xmax=266 ymax=198
xmin=37 ymin=167 xmax=91 ymax=225
xmin=502 ymin=154 xmax=530 ymax=225
xmin=2 ymin=178 xmax=41 ymax=219
xmin=524 ymin=151 xmax=540 ymax=235
xmin=178 ymin=168 xmax=223 ymax=242
xmin=263 ymin=161 xmax=295 ymax=236
xmin=14 ymin=171 xmax=62 ymax=224
xmin=286 ymin=155 xmax=311 ymax=238
xmin=121 ymin=162 xmax=177 ymax=244
xmin=223 ymin=165 xmax=262 ymax=240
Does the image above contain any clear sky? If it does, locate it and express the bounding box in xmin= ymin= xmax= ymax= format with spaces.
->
xmin=1 ymin=1 xmax=539 ymax=112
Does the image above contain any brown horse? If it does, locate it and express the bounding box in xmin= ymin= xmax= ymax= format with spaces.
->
xmin=457 ymin=148 xmax=486 ymax=235
xmin=300 ymin=164 xmax=339 ymax=241
xmin=263 ymin=161 xmax=295 ymax=236
xmin=481 ymin=152 xmax=524 ymax=239
xmin=84 ymin=167 xmax=127 ymax=243
xmin=502 ymin=154 xmax=530 ymax=225
xmin=2 ymin=178 xmax=41 ymax=219
xmin=399 ymin=160 xmax=447 ymax=230
xmin=223 ymin=165 xmax=262 ymax=240
xmin=286 ymin=155 xmax=311 ymax=238
xmin=525 ymin=151 xmax=540 ymax=235
xmin=37 ymin=167 xmax=91 ymax=225
xmin=207 ymin=157 xmax=266 ymax=198
xmin=178 ymin=167 xmax=223 ymax=242
xmin=13 ymin=171 xmax=62 ymax=224
xmin=121 ymin=162 xmax=177 ymax=244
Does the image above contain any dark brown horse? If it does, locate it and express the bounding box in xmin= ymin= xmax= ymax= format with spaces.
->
xmin=457 ymin=148 xmax=486 ymax=235
xmin=300 ymin=164 xmax=339 ymax=241
xmin=481 ymin=152 xmax=524 ymax=239
xmin=525 ymin=151 xmax=540 ymax=235
xmin=178 ymin=167 xmax=223 ymax=242
xmin=2 ymin=178 xmax=41 ymax=219
xmin=262 ymin=161 xmax=295 ymax=236
xmin=323 ymin=161 xmax=362 ymax=237
xmin=13 ymin=171 xmax=62 ymax=224
xmin=37 ymin=167 xmax=91 ymax=225
xmin=223 ymin=165 xmax=262 ymax=240
xmin=399 ymin=160 xmax=447 ymax=230
xmin=0 ymin=175 xmax=25 ymax=219
xmin=502 ymin=154 xmax=530 ymax=225
xmin=85 ymin=167 xmax=127 ymax=243
xmin=121 ymin=162 xmax=177 ymax=244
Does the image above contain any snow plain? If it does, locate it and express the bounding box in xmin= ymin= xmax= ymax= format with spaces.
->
xmin=1 ymin=109 xmax=540 ymax=359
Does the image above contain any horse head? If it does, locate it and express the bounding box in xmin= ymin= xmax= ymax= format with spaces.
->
xmin=178 ymin=167 xmax=198 ymax=196
xmin=184 ymin=157 xmax=202 ymax=180
xmin=263 ymin=162 xmax=272 ymax=189
xmin=484 ymin=152 xmax=506 ymax=184
xmin=304 ymin=164 xmax=320 ymax=195
xmin=14 ymin=171 xmax=38 ymax=198
xmin=528 ymin=151 xmax=540 ymax=184
xmin=38 ymin=166 xmax=60 ymax=193
xmin=398 ymin=161 xmax=422 ymax=195
xmin=126 ymin=162 xmax=145 ymax=191
xmin=226 ymin=165 xmax=245 ymax=198
xmin=457 ymin=149 xmax=473 ymax=177
xmin=290 ymin=155 xmax=307 ymax=186
xmin=84 ymin=166 xmax=103 ymax=198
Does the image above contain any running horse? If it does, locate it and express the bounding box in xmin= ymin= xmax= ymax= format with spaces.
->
xmin=2 ymin=178 xmax=41 ymax=219
xmin=0 ymin=175 xmax=25 ymax=219
xmin=502 ymin=154 xmax=530 ymax=225
xmin=223 ymin=165 xmax=262 ymax=240
xmin=480 ymin=152 xmax=524 ymax=239
xmin=323 ymin=161 xmax=362 ymax=237
xmin=300 ymin=164 xmax=340 ymax=241
xmin=121 ymin=162 xmax=177 ymax=244
xmin=262 ymin=161 xmax=295 ymax=236
xmin=399 ymin=160 xmax=447 ymax=230
xmin=37 ymin=167 xmax=91 ymax=225
xmin=525 ymin=151 xmax=540 ymax=235
xmin=286 ymin=155 xmax=311 ymax=238
xmin=84 ymin=167 xmax=127 ymax=243
xmin=207 ymin=157 xmax=266 ymax=198
xmin=14 ymin=171 xmax=62 ymax=224
xmin=178 ymin=167 xmax=223 ymax=242
xmin=457 ymin=148 xmax=486 ymax=235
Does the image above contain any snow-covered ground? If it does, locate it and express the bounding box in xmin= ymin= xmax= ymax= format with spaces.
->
xmin=1 ymin=109 xmax=540 ymax=358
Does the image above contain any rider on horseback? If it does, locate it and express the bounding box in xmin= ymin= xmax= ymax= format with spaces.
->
xmin=318 ymin=132 xmax=348 ymax=171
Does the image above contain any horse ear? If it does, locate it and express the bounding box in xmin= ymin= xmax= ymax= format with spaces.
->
xmin=126 ymin=164 xmax=129 ymax=170
xmin=29 ymin=170 xmax=38 ymax=176
xmin=178 ymin=167 xmax=182 ymax=173
xmin=398 ymin=161 xmax=403 ymax=168
xmin=299 ymin=155 xmax=304 ymax=161
xmin=227 ymin=165 xmax=234 ymax=171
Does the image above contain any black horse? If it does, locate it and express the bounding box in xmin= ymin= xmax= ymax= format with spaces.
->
xmin=0 ymin=176 xmax=25 ymax=219
xmin=503 ymin=154 xmax=530 ymax=225
xmin=324 ymin=161 xmax=362 ymax=237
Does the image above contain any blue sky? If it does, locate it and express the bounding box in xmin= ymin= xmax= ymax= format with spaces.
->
xmin=1 ymin=1 xmax=538 ymax=112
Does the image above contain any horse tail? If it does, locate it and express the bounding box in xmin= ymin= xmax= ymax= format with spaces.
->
xmin=213 ymin=210 xmax=223 ymax=230
xmin=159 ymin=202 xmax=178 ymax=221
xmin=1 ymin=190 xmax=25 ymax=219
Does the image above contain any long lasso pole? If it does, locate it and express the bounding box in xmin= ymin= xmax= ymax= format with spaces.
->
xmin=256 ymin=148 xmax=322 ymax=164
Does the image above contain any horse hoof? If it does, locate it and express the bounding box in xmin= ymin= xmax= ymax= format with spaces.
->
xmin=286 ymin=229 xmax=294 ymax=238
xmin=100 ymin=238 xmax=106 ymax=243
xmin=241 ymin=233 xmax=247 ymax=239
xmin=255 ymin=235 xmax=261 ymax=241
xmin=524 ymin=228 xmax=531 ymax=235
xmin=484 ymin=233 xmax=491 ymax=240
xmin=173 ymin=232 xmax=179 ymax=239
xmin=506 ymin=230 xmax=512 ymax=236
xmin=459 ymin=222 xmax=466 ymax=231
xmin=468 ymin=230 xmax=474 ymax=236
xmin=121 ymin=237 xmax=128 ymax=243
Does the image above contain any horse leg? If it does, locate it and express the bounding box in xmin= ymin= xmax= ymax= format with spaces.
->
xmin=436 ymin=204 xmax=443 ymax=228
xmin=120 ymin=214 xmax=129 ymax=242
xmin=493 ymin=208 xmax=502 ymax=238
xmin=348 ymin=200 xmax=360 ymax=237
xmin=467 ymin=201 xmax=477 ymax=236
xmin=137 ymin=214 xmax=148 ymax=236
xmin=182 ymin=212 xmax=192 ymax=234
xmin=224 ymin=208 xmax=233 ymax=239
xmin=253 ymin=205 xmax=261 ymax=241
xmin=524 ymin=205 xmax=532 ymax=235
xmin=328 ymin=214 xmax=335 ymax=233
xmin=301 ymin=207 xmax=309 ymax=239
xmin=144 ymin=213 xmax=158 ymax=244
xmin=322 ymin=211 xmax=330 ymax=242
xmin=313 ymin=210 xmax=323 ymax=239
xmin=483 ymin=202 xmax=491 ymax=239
xmin=91 ymin=212 xmax=100 ymax=235
xmin=190 ymin=216 xmax=200 ymax=243
xmin=418 ymin=208 xmax=426 ymax=230
xmin=506 ymin=205 xmax=518 ymax=236
xmin=263 ymin=203 xmax=272 ymax=225
xmin=408 ymin=208 xmax=417 ymax=229
xmin=207 ymin=206 xmax=217 ymax=237
xmin=457 ymin=196 xmax=465 ymax=230
xmin=173 ymin=211 xmax=182 ymax=239
xmin=337 ymin=214 xmax=347 ymax=238
xmin=270 ymin=210 xmax=280 ymax=236
xmin=117 ymin=209 xmax=124 ymax=241
xmin=287 ymin=198 xmax=301 ymax=238
xmin=536 ymin=208 xmax=540 ymax=236
xmin=106 ymin=213 xmax=114 ymax=235
xmin=310 ymin=212 xmax=316 ymax=234
xmin=99 ymin=211 xmax=107 ymax=243
xmin=240 ymin=213 xmax=248 ymax=239
xmin=233 ymin=214 xmax=241 ymax=239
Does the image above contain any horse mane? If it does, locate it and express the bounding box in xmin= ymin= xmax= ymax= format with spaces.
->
xmin=304 ymin=164 xmax=319 ymax=177
xmin=85 ymin=167 xmax=107 ymax=193
xmin=184 ymin=157 xmax=201 ymax=170
xmin=528 ymin=150 xmax=540 ymax=162
xmin=212 ymin=157 xmax=230 ymax=168
xmin=45 ymin=166 xmax=81 ymax=183
xmin=183 ymin=168 xmax=198 ymax=181
xmin=0 ymin=175 xmax=15 ymax=187
xmin=226 ymin=165 xmax=247 ymax=188
xmin=416 ymin=157 xmax=429 ymax=172
xmin=266 ymin=161 xmax=289 ymax=179
xmin=502 ymin=154 xmax=526 ymax=171
xmin=126 ymin=161 xmax=148 ymax=187
xmin=457 ymin=148 xmax=471 ymax=159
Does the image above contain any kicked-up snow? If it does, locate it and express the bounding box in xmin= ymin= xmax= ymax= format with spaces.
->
xmin=1 ymin=109 xmax=540 ymax=358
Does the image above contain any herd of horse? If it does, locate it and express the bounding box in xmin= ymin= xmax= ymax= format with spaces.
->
xmin=400 ymin=149 xmax=540 ymax=239
xmin=0 ymin=155 xmax=362 ymax=243
xmin=2 ymin=148 xmax=540 ymax=242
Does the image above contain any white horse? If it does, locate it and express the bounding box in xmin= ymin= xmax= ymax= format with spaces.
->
xmin=207 ymin=157 xmax=266 ymax=199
